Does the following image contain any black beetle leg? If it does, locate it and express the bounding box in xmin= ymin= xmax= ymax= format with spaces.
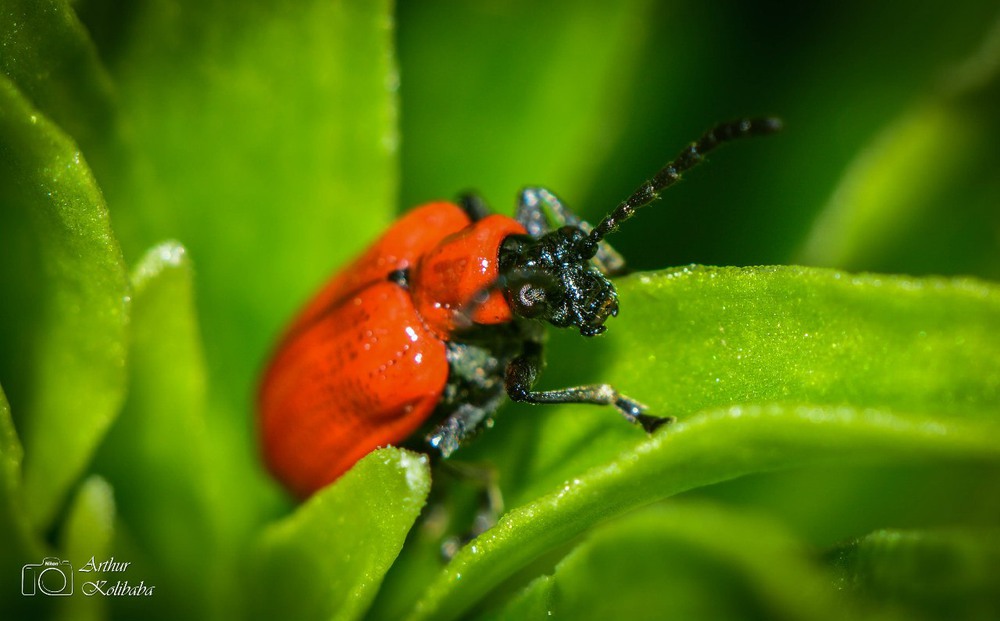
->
xmin=426 ymin=398 xmax=502 ymax=458
xmin=437 ymin=460 xmax=504 ymax=560
xmin=513 ymin=187 xmax=557 ymax=237
xmin=457 ymin=192 xmax=492 ymax=222
xmin=504 ymin=340 xmax=673 ymax=432
xmin=515 ymin=187 xmax=627 ymax=276
xmin=426 ymin=342 xmax=508 ymax=457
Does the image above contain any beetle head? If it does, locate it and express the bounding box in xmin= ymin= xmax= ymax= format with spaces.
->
xmin=498 ymin=227 xmax=618 ymax=337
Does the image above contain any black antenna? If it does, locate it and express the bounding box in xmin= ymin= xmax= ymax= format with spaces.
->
xmin=577 ymin=117 xmax=782 ymax=259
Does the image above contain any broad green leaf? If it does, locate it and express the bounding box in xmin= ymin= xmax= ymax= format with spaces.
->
xmin=0 ymin=384 xmax=45 ymax=617
xmin=404 ymin=265 xmax=1000 ymax=620
xmin=612 ymin=266 xmax=999 ymax=415
xmin=409 ymin=406 xmax=1000 ymax=621
xmin=684 ymin=459 xmax=1000 ymax=550
xmin=250 ymin=447 xmax=431 ymax=621
xmin=0 ymin=388 xmax=18 ymax=507
xmin=488 ymin=503 xmax=848 ymax=621
xmin=94 ymin=241 xmax=221 ymax=621
xmin=78 ymin=0 xmax=401 ymax=542
xmin=477 ymin=265 xmax=1000 ymax=505
xmin=91 ymin=0 xmax=399 ymax=411
xmin=829 ymin=528 xmax=1000 ymax=620
xmin=0 ymin=75 xmax=128 ymax=531
xmin=377 ymin=264 xmax=1000 ymax=616
xmin=0 ymin=0 xmax=119 ymax=173
xmin=55 ymin=475 xmax=115 ymax=621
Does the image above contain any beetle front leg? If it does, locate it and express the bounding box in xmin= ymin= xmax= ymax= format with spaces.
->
xmin=504 ymin=340 xmax=672 ymax=432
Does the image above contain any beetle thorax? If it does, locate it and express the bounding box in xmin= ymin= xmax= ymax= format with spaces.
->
xmin=410 ymin=214 xmax=527 ymax=337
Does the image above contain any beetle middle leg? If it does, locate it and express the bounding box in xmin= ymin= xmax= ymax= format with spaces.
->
xmin=505 ymin=339 xmax=673 ymax=432
xmin=426 ymin=340 xmax=511 ymax=457
xmin=421 ymin=336 xmax=517 ymax=558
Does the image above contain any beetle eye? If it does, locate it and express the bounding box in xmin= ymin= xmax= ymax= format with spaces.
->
xmin=516 ymin=283 xmax=548 ymax=316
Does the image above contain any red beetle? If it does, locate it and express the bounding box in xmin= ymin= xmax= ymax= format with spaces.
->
xmin=259 ymin=118 xmax=781 ymax=498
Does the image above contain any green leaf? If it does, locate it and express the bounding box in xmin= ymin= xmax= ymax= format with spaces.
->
xmin=479 ymin=265 xmax=1000 ymax=505
xmin=0 ymin=75 xmax=128 ymax=531
xmin=249 ymin=448 xmax=431 ymax=621
xmin=411 ymin=406 xmax=1000 ymax=621
xmin=55 ymin=475 xmax=115 ymax=621
xmin=0 ymin=0 xmax=119 ymax=171
xmin=613 ymin=266 xmax=999 ymax=415
xmin=0 ymin=388 xmax=19 ymax=501
xmin=77 ymin=0 xmax=402 ymax=542
xmin=488 ymin=503 xmax=848 ymax=621
xmin=91 ymin=0 xmax=400 ymax=417
xmin=403 ymin=265 xmax=1000 ymax=621
xmin=797 ymin=104 xmax=968 ymax=270
xmin=797 ymin=20 xmax=1000 ymax=276
xmin=94 ymin=241 xmax=220 ymax=620
xmin=829 ymin=528 xmax=1000 ymax=620
xmin=0 ymin=384 xmax=45 ymax=616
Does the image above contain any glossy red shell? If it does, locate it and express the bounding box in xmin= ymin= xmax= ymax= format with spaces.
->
xmin=259 ymin=202 xmax=526 ymax=497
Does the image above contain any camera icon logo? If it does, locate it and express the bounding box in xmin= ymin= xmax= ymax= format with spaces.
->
xmin=21 ymin=557 xmax=74 ymax=596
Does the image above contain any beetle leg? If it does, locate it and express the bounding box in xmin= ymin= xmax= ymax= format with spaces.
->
xmin=427 ymin=398 xmax=504 ymax=458
xmin=505 ymin=340 xmax=673 ymax=432
xmin=426 ymin=341 xmax=508 ymax=457
xmin=457 ymin=192 xmax=492 ymax=222
xmin=514 ymin=187 xmax=559 ymax=236
xmin=442 ymin=460 xmax=504 ymax=516
xmin=516 ymin=187 xmax=627 ymax=276
xmin=437 ymin=460 xmax=504 ymax=560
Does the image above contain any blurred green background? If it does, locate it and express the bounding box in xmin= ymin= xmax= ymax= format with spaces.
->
xmin=1 ymin=0 xmax=999 ymax=619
